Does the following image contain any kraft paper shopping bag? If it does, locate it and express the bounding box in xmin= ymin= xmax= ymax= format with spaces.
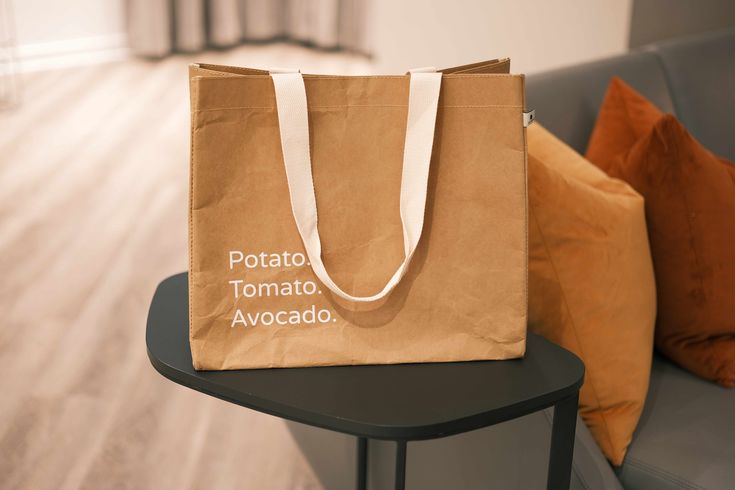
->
xmin=188 ymin=60 xmax=529 ymax=370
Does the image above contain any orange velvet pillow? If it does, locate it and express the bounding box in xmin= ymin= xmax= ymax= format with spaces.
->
xmin=585 ymin=77 xmax=662 ymax=169
xmin=528 ymin=124 xmax=656 ymax=465
xmin=586 ymin=79 xmax=735 ymax=387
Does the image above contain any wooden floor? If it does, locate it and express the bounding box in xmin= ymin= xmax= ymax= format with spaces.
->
xmin=0 ymin=44 xmax=372 ymax=490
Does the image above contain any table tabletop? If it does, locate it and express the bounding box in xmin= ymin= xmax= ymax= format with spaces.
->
xmin=146 ymin=273 xmax=584 ymax=441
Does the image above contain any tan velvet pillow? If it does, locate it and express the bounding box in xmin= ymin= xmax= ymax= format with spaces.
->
xmin=528 ymin=124 xmax=657 ymax=466
xmin=585 ymin=79 xmax=735 ymax=388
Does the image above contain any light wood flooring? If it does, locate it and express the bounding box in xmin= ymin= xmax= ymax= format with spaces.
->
xmin=0 ymin=43 xmax=372 ymax=490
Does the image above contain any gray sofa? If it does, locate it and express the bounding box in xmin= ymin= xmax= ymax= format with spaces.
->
xmin=288 ymin=27 xmax=735 ymax=489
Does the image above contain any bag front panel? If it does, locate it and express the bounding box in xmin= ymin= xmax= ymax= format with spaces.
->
xmin=189 ymin=74 xmax=527 ymax=369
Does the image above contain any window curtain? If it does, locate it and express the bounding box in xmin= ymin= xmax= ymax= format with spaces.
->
xmin=125 ymin=0 xmax=371 ymax=57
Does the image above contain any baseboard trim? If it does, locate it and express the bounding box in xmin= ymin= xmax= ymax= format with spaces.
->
xmin=13 ymin=34 xmax=130 ymax=72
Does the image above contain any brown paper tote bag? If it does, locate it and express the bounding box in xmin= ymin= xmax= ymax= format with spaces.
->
xmin=188 ymin=61 xmax=529 ymax=370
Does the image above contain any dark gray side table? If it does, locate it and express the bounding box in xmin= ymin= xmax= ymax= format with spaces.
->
xmin=146 ymin=273 xmax=584 ymax=490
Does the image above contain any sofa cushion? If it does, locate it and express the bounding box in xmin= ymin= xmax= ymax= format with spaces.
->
xmin=527 ymin=123 xmax=656 ymax=465
xmin=619 ymin=356 xmax=735 ymax=490
xmin=526 ymin=51 xmax=675 ymax=155
xmin=647 ymin=28 xmax=735 ymax=160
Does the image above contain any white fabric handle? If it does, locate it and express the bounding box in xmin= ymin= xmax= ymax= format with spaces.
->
xmin=271 ymin=70 xmax=442 ymax=302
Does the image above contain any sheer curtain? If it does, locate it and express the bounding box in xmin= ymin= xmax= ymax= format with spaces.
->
xmin=125 ymin=0 xmax=371 ymax=57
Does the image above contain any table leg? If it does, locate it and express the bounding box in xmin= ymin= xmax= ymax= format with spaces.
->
xmin=356 ymin=437 xmax=367 ymax=490
xmin=395 ymin=440 xmax=407 ymax=490
xmin=546 ymin=392 xmax=579 ymax=490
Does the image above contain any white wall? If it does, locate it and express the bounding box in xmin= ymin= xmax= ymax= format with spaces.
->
xmin=8 ymin=0 xmax=634 ymax=75
xmin=368 ymin=0 xmax=633 ymax=74
xmin=11 ymin=0 xmax=127 ymax=71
